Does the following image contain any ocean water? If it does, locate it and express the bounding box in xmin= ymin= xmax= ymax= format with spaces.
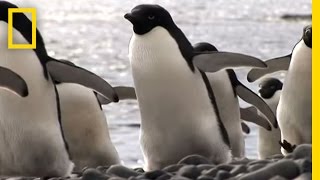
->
xmin=10 ymin=0 xmax=311 ymax=167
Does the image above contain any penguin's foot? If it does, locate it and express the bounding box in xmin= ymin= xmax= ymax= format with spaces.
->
xmin=279 ymin=140 xmax=297 ymax=153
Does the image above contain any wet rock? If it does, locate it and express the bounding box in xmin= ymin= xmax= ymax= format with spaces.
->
xmin=239 ymin=160 xmax=300 ymax=180
xmin=162 ymin=164 xmax=184 ymax=173
xmin=230 ymin=165 xmax=247 ymax=176
xmin=106 ymin=165 xmax=141 ymax=178
xmin=108 ymin=177 xmax=126 ymax=180
xmin=202 ymin=168 xmax=218 ymax=177
xmin=178 ymin=155 xmax=211 ymax=165
xmin=82 ymin=168 xmax=110 ymax=180
xmin=294 ymin=173 xmax=312 ymax=180
xmin=247 ymin=164 xmax=265 ymax=172
xmin=292 ymin=144 xmax=312 ymax=160
xmin=215 ymin=170 xmax=231 ymax=180
xmin=196 ymin=175 xmax=214 ymax=180
xmin=177 ymin=165 xmax=201 ymax=179
xmin=170 ymin=176 xmax=192 ymax=180
xmin=295 ymin=159 xmax=312 ymax=173
xmin=143 ymin=170 xmax=168 ymax=179
xmin=196 ymin=164 xmax=215 ymax=172
xmin=248 ymin=160 xmax=272 ymax=166
xmin=216 ymin=164 xmax=234 ymax=172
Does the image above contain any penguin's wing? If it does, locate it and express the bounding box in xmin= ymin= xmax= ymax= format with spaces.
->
xmin=241 ymin=122 xmax=250 ymax=134
xmin=0 ymin=67 xmax=28 ymax=97
xmin=240 ymin=106 xmax=272 ymax=131
xmin=236 ymin=82 xmax=277 ymax=128
xmin=247 ymin=54 xmax=291 ymax=82
xmin=193 ymin=52 xmax=267 ymax=73
xmin=46 ymin=59 xmax=119 ymax=102
xmin=97 ymin=86 xmax=137 ymax=105
xmin=226 ymin=69 xmax=277 ymax=128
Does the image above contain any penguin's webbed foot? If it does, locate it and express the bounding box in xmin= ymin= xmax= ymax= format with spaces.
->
xmin=279 ymin=140 xmax=297 ymax=153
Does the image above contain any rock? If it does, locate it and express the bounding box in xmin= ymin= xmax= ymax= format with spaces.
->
xmin=134 ymin=167 xmax=145 ymax=173
xmin=294 ymin=173 xmax=312 ymax=180
xmin=216 ymin=164 xmax=234 ymax=172
xmin=284 ymin=154 xmax=294 ymax=159
xmin=295 ymin=159 xmax=312 ymax=173
xmin=215 ymin=170 xmax=231 ymax=180
xmin=177 ymin=165 xmax=201 ymax=179
xmin=163 ymin=164 xmax=184 ymax=173
xmin=178 ymin=155 xmax=211 ymax=165
xmin=230 ymin=165 xmax=247 ymax=176
xmin=196 ymin=164 xmax=215 ymax=172
xmin=143 ymin=170 xmax=168 ymax=179
xmin=170 ymin=176 xmax=192 ymax=180
xmin=292 ymin=144 xmax=312 ymax=160
xmin=196 ymin=175 xmax=214 ymax=180
xmin=202 ymin=168 xmax=218 ymax=177
xmin=156 ymin=173 xmax=172 ymax=180
xmin=230 ymin=158 xmax=251 ymax=165
xmin=96 ymin=166 xmax=109 ymax=173
xmin=82 ymin=168 xmax=110 ymax=180
xmin=247 ymin=164 xmax=265 ymax=172
xmin=269 ymin=175 xmax=288 ymax=180
xmin=108 ymin=177 xmax=126 ymax=180
xmin=106 ymin=165 xmax=141 ymax=178
xmin=239 ymin=160 xmax=300 ymax=180
xmin=248 ymin=160 xmax=272 ymax=166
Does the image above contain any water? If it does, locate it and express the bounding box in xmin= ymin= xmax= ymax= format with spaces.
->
xmin=10 ymin=0 xmax=311 ymax=167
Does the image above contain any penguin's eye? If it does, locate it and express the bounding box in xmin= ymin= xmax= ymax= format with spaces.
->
xmin=148 ymin=15 xmax=155 ymax=20
xmin=305 ymin=29 xmax=311 ymax=36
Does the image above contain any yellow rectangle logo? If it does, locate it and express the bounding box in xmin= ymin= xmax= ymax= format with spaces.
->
xmin=8 ymin=8 xmax=37 ymax=49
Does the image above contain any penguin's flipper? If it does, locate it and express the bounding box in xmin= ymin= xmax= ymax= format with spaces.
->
xmin=236 ymin=83 xmax=277 ymax=128
xmin=0 ymin=67 xmax=28 ymax=97
xmin=46 ymin=60 xmax=119 ymax=102
xmin=193 ymin=52 xmax=267 ymax=73
xmin=240 ymin=107 xmax=272 ymax=131
xmin=97 ymin=86 xmax=137 ymax=104
xmin=247 ymin=54 xmax=291 ymax=82
xmin=241 ymin=122 xmax=250 ymax=134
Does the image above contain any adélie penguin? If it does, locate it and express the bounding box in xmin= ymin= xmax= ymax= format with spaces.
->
xmin=0 ymin=67 xmax=28 ymax=97
xmin=0 ymin=1 xmax=118 ymax=177
xmin=55 ymin=60 xmax=136 ymax=171
xmin=248 ymin=25 xmax=312 ymax=154
xmin=125 ymin=4 xmax=268 ymax=170
xmin=193 ymin=42 xmax=275 ymax=158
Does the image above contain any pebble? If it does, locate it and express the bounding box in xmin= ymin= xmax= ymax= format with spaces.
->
xmin=155 ymin=173 xmax=172 ymax=180
xmin=196 ymin=164 xmax=215 ymax=172
xmin=216 ymin=170 xmax=231 ymax=179
xmin=247 ymin=164 xmax=266 ymax=172
xmin=269 ymin=175 xmax=288 ymax=180
xmin=106 ymin=165 xmax=141 ymax=178
xmin=178 ymin=155 xmax=211 ymax=165
xmin=230 ymin=165 xmax=247 ymax=176
xmin=294 ymin=172 xmax=312 ymax=180
xmin=82 ymin=168 xmax=110 ymax=180
xmin=196 ymin=175 xmax=214 ymax=180
xmin=216 ymin=164 xmax=234 ymax=172
xmin=162 ymin=164 xmax=184 ymax=173
xmin=202 ymin=168 xmax=218 ymax=177
xmin=294 ymin=159 xmax=312 ymax=173
xmin=177 ymin=165 xmax=201 ymax=179
xmin=143 ymin=170 xmax=168 ymax=179
xmin=292 ymin=144 xmax=312 ymax=160
xmin=239 ymin=160 xmax=300 ymax=180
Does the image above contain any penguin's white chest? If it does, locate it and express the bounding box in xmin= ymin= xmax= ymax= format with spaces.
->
xmin=277 ymin=40 xmax=312 ymax=145
xmin=129 ymin=27 xmax=230 ymax=169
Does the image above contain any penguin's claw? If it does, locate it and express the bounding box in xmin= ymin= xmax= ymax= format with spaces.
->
xmin=279 ymin=140 xmax=297 ymax=153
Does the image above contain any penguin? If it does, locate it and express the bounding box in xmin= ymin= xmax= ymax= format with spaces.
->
xmin=0 ymin=67 xmax=28 ymax=97
xmin=193 ymin=42 xmax=275 ymax=158
xmin=0 ymin=1 xmax=118 ymax=177
xmin=125 ymin=4 xmax=268 ymax=170
xmin=55 ymin=60 xmax=136 ymax=171
xmin=247 ymin=25 xmax=312 ymax=154
xmin=241 ymin=78 xmax=282 ymax=159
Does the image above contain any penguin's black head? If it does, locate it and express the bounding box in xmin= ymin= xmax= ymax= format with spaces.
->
xmin=302 ymin=25 xmax=312 ymax=48
xmin=193 ymin=42 xmax=218 ymax=52
xmin=258 ymin=78 xmax=283 ymax=99
xmin=124 ymin=4 xmax=175 ymax=35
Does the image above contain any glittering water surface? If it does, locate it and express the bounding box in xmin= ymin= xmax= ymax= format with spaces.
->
xmin=10 ymin=0 xmax=311 ymax=167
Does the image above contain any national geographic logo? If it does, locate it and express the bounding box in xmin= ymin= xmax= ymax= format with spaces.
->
xmin=8 ymin=8 xmax=36 ymax=49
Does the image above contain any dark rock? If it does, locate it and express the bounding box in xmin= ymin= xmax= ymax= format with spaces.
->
xmin=230 ymin=158 xmax=251 ymax=165
xmin=294 ymin=172 xmax=312 ymax=180
xmin=178 ymin=155 xmax=211 ymax=165
xmin=269 ymin=175 xmax=288 ymax=180
xmin=239 ymin=160 xmax=300 ymax=180
xmin=247 ymin=164 xmax=265 ymax=172
xmin=216 ymin=164 xmax=234 ymax=172
xmin=248 ymin=160 xmax=272 ymax=166
xmin=170 ymin=176 xmax=192 ymax=180
xmin=108 ymin=177 xmax=126 ymax=180
xmin=156 ymin=173 xmax=172 ymax=180
xmin=215 ymin=170 xmax=231 ymax=180
xmin=196 ymin=175 xmax=214 ymax=180
xmin=284 ymin=154 xmax=294 ymax=159
xmin=177 ymin=165 xmax=201 ymax=179
xmin=106 ymin=165 xmax=141 ymax=178
xmin=196 ymin=164 xmax=215 ymax=172
xmin=230 ymin=165 xmax=247 ymax=176
xmin=143 ymin=170 xmax=167 ymax=179
xmin=163 ymin=164 xmax=184 ymax=173
xmin=82 ymin=168 xmax=110 ymax=180
xmin=202 ymin=168 xmax=218 ymax=177
xmin=292 ymin=144 xmax=312 ymax=160
xmin=295 ymin=159 xmax=312 ymax=173
xmin=96 ymin=166 xmax=109 ymax=173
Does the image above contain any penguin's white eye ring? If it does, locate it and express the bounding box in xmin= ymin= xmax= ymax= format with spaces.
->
xmin=148 ymin=15 xmax=155 ymax=20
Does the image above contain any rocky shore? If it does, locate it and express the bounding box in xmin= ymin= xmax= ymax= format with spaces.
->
xmin=1 ymin=144 xmax=311 ymax=180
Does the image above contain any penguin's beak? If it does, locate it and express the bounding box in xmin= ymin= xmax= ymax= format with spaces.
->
xmin=124 ymin=13 xmax=134 ymax=23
